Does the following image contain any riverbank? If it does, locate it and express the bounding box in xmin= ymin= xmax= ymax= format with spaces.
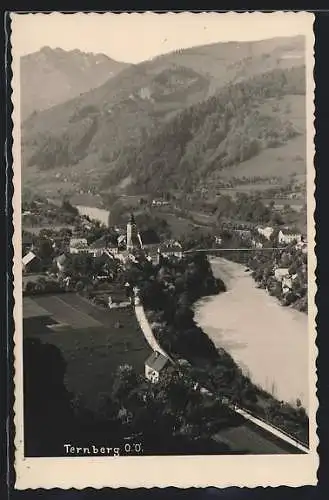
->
xmin=138 ymin=254 xmax=308 ymax=445
xmin=75 ymin=205 xmax=110 ymax=227
xmin=195 ymin=257 xmax=309 ymax=412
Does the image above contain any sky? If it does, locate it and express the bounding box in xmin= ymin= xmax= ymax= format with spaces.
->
xmin=11 ymin=12 xmax=311 ymax=63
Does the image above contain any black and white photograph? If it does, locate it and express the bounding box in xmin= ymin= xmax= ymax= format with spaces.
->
xmin=11 ymin=11 xmax=317 ymax=489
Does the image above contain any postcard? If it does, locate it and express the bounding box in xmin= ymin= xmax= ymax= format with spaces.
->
xmin=11 ymin=11 xmax=318 ymax=489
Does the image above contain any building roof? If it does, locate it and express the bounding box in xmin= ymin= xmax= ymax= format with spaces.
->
xmin=22 ymin=251 xmax=37 ymax=267
xmin=70 ymin=238 xmax=88 ymax=248
xmin=90 ymin=235 xmax=117 ymax=249
xmin=160 ymin=245 xmax=183 ymax=253
xmin=280 ymin=228 xmax=300 ymax=236
xmin=274 ymin=267 xmax=290 ymax=277
xmin=139 ymin=229 xmax=160 ymax=246
xmin=145 ymin=351 xmax=169 ymax=372
xmin=117 ymin=234 xmax=126 ymax=245
xmin=128 ymin=213 xmax=136 ymax=225
xmin=56 ymin=254 xmax=67 ymax=265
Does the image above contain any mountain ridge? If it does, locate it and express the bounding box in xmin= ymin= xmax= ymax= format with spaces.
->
xmin=21 ymin=36 xmax=306 ymax=198
xmin=21 ymin=46 xmax=130 ymax=120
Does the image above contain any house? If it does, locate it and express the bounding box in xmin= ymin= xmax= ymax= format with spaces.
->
xmin=282 ymin=276 xmax=293 ymax=294
xmin=274 ymin=267 xmax=290 ymax=282
xmin=55 ymin=254 xmax=68 ymax=273
xmin=278 ymin=229 xmax=302 ymax=245
xmin=22 ymin=251 xmax=40 ymax=273
xmin=214 ymin=236 xmax=222 ymax=245
xmin=257 ymin=226 xmax=274 ymax=240
xmin=88 ymin=236 xmax=118 ymax=257
xmin=145 ymin=351 xmax=169 ymax=383
xmin=117 ymin=234 xmax=127 ymax=249
xmin=251 ymin=239 xmax=263 ymax=249
xmin=158 ymin=241 xmax=183 ymax=260
xmin=295 ymin=239 xmax=307 ymax=251
xmin=69 ymin=238 xmax=88 ymax=254
xmin=235 ymin=229 xmax=251 ymax=239
xmin=108 ymin=294 xmax=131 ymax=309
xmin=152 ymin=199 xmax=169 ymax=207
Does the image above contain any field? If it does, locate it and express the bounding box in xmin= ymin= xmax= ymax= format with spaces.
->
xmin=22 ymin=225 xmax=75 ymax=235
xmin=23 ymin=293 xmax=152 ymax=410
xmin=219 ymin=94 xmax=306 ymax=183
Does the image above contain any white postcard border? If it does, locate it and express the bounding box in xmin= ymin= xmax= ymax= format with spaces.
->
xmin=11 ymin=11 xmax=318 ymax=489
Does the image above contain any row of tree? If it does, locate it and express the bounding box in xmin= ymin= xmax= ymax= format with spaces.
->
xmin=125 ymin=254 xmax=309 ymax=444
xmin=24 ymin=337 xmax=234 ymax=456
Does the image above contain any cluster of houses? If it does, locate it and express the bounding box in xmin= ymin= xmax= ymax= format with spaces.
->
xmin=256 ymin=226 xmax=307 ymax=251
xmin=213 ymin=225 xmax=307 ymax=253
xmin=67 ymin=215 xmax=184 ymax=265
xmin=22 ymin=213 xmax=185 ymax=276
xmin=272 ymin=267 xmax=301 ymax=295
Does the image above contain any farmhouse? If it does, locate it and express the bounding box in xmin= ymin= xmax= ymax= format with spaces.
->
xmin=257 ymin=226 xmax=274 ymax=240
xmin=274 ymin=267 xmax=290 ymax=282
xmin=55 ymin=254 xmax=68 ymax=273
xmin=145 ymin=351 xmax=169 ymax=383
xmin=88 ymin=235 xmax=119 ymax=257
xmin=69 ymin=238 xmax=88 ymax=254
xmin=251 ymin=239 xmax=263 ymax=249
xmin=107 ymin=294 xmax=131 ymax=309
xmin=278 ymin=229 xmax=302 ymax=245
xmin=22 ymin=251 xmax=40 ymax=273
xmin=159 ymin=240 xmax=183 ymax=260
xmin=152 ymin=199 xmax=169 ymax=207
xmin=235 ymin=229 xmax=251 ymax=239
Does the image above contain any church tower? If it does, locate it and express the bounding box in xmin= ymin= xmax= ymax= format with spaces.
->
xmin=126 ymin=213 xmax=138 ymax=251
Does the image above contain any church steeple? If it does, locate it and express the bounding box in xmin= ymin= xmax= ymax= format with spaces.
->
xmin=127 ymin=213 xmax=137 ymax=251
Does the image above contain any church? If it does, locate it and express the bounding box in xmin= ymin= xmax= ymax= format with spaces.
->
xmin=116 ymin=213 xmax=161 ymax=263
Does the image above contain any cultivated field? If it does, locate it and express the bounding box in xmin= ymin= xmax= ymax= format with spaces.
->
xmin=23 ymin=294 xmax=152 ymax=410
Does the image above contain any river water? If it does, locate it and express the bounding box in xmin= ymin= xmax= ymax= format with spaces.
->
xmin=194 ymin=258 xmax=309 ymax=412
xmin=75 ymin=205 xmax=110 ymax=227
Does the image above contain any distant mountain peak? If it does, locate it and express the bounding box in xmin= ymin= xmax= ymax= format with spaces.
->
xmin=21 ymin=47 xmax=129 ymax=120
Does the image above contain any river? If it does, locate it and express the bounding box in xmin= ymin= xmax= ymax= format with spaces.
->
xmin=75 ymin=205 xmax=110 ymax=227
xmin=194 ymin=258 xmax=309 ymax=412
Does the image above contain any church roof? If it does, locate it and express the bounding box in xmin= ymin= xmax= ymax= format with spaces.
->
xmin=90 ymin=235 xmax=117 ymax=249
xmin=139 ymin=229 xmax=160 ymax=246
xmin=117 ymin=234 xmax=126 ymax=245
xmin=129 ymin=213 xmax=136 ymax=225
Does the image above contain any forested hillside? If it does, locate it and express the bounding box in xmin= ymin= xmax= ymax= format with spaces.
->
xmin=104 ymin=65 xmax=306 ymax=194
xmin=21 ymin=36 xmax=305 ymax=198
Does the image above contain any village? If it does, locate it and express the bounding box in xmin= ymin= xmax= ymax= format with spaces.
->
xmin=22 ymin=198 xmax=310 ymax=456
